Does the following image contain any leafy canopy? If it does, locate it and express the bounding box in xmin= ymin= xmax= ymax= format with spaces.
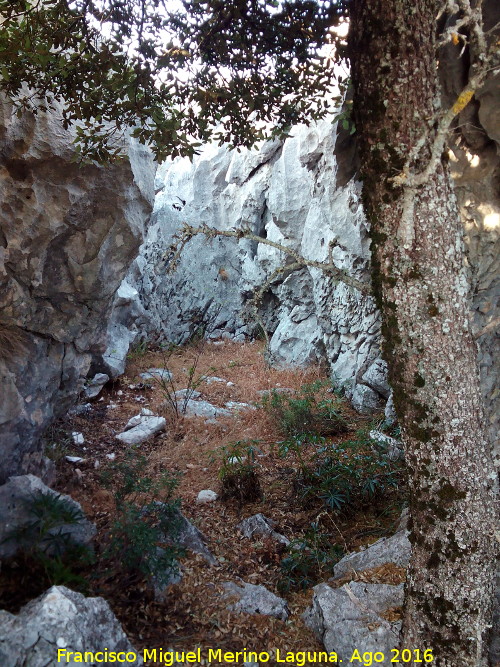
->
xmin=0 ymin=0 xmax=347 ymax=161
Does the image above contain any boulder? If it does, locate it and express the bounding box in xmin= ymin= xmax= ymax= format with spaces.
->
xmin=303 ymin=581 xmax=403 ymax=665
xmin=183 ymin=400 xmax=231 ymax=419
xmin=332 ymin=530 xmax=411 ymax=580
xmin=237 ymin=513 xmax=290 ymax=546
xmin=115 ymin=416 xmax=166 ymax=446
xmin=83 ymin=373 xmax=109 ymax=399
xmin=0 ymin=475 xmax=95 ymax=559
xmin=0 ymin=585 xmax=142 ymax=666
xmin=0 ymin=96 xmax=155 ymax=483
xmin=175 ymin=511 xmax=218 ymax=565
xmin=223 ymin=581 xmax=289 ymax=620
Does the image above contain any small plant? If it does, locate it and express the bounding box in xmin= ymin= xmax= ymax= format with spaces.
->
xmin=262 ymin=380 xmax=350 ymax=437
xmin=152 ymin=304 xmax=222 ymax=418
xmin=1 ymin=490 xmax=94 ymax=588
xmin=216 ymin=440 xmax=262 ymax=505
xmin=278 ymin=521 xmax=343 ymax=592
xmin=302 ymin=429 xmax=406 ymax=515
xmin=100 ymin=451 xmax=185 ymax=586
xmin=127 ymin=337 xmax=149 ymax=360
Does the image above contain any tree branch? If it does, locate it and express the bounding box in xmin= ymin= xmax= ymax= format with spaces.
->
xmin=164 ymin=222 xmax=371 ymax=295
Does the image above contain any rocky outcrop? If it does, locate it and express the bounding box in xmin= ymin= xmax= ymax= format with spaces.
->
xmin=0 ymin=585 xmax=142 ymax=666
xmin=132 ymin=74 xmax=499 ymax=452
xmin=133 ymin=121 xmax=382 ymax=412
xmin=0 ymin=97 xmax=155 ymax=483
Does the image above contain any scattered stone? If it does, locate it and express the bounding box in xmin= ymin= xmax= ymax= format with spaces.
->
xmin=68 ymin=403 xmax=92 ymax=417
xmin=140 ymin=368 xmax=173 ymax=382
xmin=0 ymin=475 xmax=96 ymax=559
xmin=225 ymin=401 xmax=256 ymax=412
xmin=332 ymin=529 xmax=411 ymax=580
xmin=72 ymin=432 xmax=85 ymax=445
xmin=124 ymin=408 xmax=155 ymax=429
xmin=175 ymin=511 xmax=218 ymax=565
xmin=115 ymin=416 xmax=166 ymax=446
xmin=204 ymin=376 xmax=227 ymax=384
xmin=196 ymin=490 xmax=218 ymax=504
xmin=237 ymin=514 xmax=290 ymax=546
xmin=257 ymin=388 xmax=294 ymax=397
xmin=106 ymin=453 xmax=116 ymax=461
xmin=223 ymin=582 xmax=289 ymax=620
xmin=369 ymin=430 xmax=404 ymax=461
xmin=174 ymin=389 xmax=202 ymax=400
xmin=83 ymin=373 xmax=110 ymax=399
xmin=183 ymin=400 xmax=231 ymax=420
xmin=303 ymin=582 xmax=403 ymax=663
xmin=65 ymin=456 xmax=84 ymax=464
xmin=0 ymin=585 xmax=142 ymax=666
xmin=94 ymin=460 xmax=100 ymax=469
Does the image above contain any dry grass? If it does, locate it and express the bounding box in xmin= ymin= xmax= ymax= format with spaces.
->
xmin=1 ymin=339 xmax=404 ymax=666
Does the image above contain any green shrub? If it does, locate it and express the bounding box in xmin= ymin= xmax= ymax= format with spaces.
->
xmin=216 ymin=440 xmax=262 ymax=505
xmin=301 ymin=429 xmax=406 ymax=514
xmin=262 ymin=380 xmax=350 ymax=437
xmin=1 ymin=490 xmax=94 ymax=589
xmin=100 ymin=451 xmax=185 ymax=586
xmin=278 ymin=521 xmax=343 ymax=592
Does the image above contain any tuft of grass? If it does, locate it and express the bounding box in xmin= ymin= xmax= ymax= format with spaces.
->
xmin=261 ymin=380 xmax=350 ymax=437
xmin=216 ymin=440 xmax=263 ymax=505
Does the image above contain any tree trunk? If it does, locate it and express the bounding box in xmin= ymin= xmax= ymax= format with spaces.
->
xmin=349 ymin=1 xmax=498 ymax=665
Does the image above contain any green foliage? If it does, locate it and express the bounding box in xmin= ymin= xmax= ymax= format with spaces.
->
xmin=262 ymin=380 xmax=350 ymax=437
xmin=100 ymin=451 xmax=185 ymax=586
xmin=216 ymin=440 xmax=262 ymax=505
xmin=152 ymin=305 xmax=222 ymax=418
xmin=0 ymin=0 xmax=347 ymax=162
xmin=278 ymin=521 xmax=343 ymax=592
xmin=126 ymin=337 xmax=149 ymax=360
xmin=297 ymin=429 xmax=406 ymax=514
xmin=1 ymin=490 xmax=94 ymax=588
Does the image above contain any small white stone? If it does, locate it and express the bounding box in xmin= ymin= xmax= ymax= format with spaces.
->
xmin=56 ymin=637 xmax=67 ymax=648
xmin=65 ymin=456 xmax=84 ymax=464
xmin=72 ymin=432 xmax=84 ymax=445
xmin=94 ymin=460 xmax=100 ymax=469
xmin=196 ymin=489 xmax=218 ymax=504
xmin=106 ymin=453 xmax=116 ymax=461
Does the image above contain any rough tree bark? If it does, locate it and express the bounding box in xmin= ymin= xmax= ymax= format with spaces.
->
xmin=349 ymin=1 xmax=498 ymax=665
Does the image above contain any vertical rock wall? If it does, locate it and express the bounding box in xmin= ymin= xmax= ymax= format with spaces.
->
xmin=133 ymin=121 xmax=386 ymax=412
xmin=0 ymin=98 xmax=155 ymax=483
xmin=133 ymin=109 xmax=498 ymax=455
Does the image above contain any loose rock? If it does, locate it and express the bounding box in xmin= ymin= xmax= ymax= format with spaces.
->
xmin=0 ymin=585 xmax=142 ymax=666
xmin=0 ymin=475 xmax=95 ymax=559
xmin=223 ymin=581 xmax=289 ymax=620
xmin=303 ymin=582 xmax=403 ymax=664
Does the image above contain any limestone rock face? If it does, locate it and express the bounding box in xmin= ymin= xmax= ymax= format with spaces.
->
xmin=0 ymin=97 xmax=155 ymax=483
xmin=133 ymin=121 xmax=382 ymax=411
xmin=0 ymin=585 xmax=142 ymax=666
xmin=134 ymin=85 xmax=499 ymax=450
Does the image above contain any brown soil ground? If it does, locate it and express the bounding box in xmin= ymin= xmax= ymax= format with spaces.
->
xmin=0 ymin=339 xmax=406 ymax=666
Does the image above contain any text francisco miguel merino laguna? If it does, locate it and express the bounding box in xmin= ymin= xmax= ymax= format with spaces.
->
xmin=57 ymin=647 xmax=350 ymax=665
